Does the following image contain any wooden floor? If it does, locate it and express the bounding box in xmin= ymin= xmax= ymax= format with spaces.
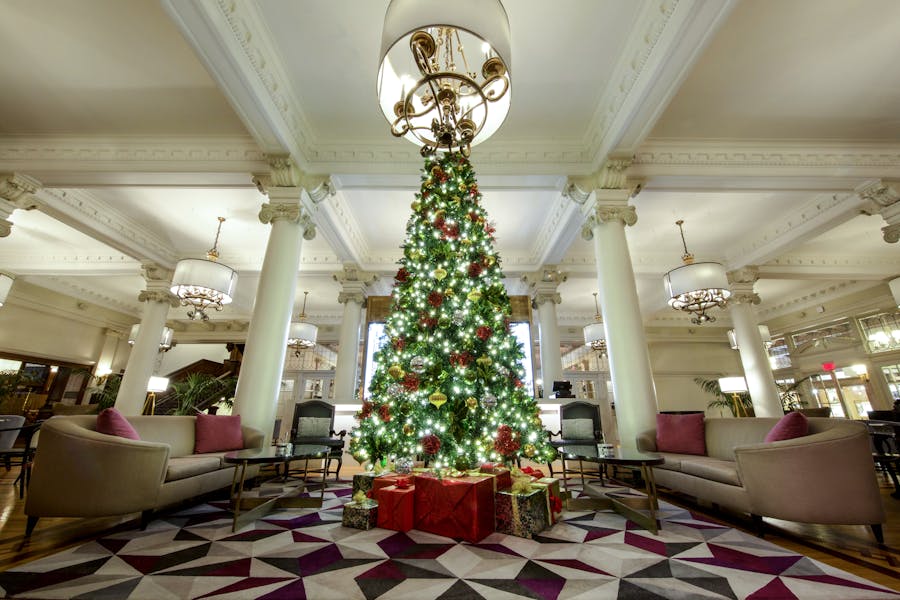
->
xmin=0 ymin=461 xmax=897 ymax=592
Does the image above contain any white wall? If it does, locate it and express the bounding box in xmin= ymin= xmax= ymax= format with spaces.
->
xmin=158 ymin=343 xmax=231 ymax=375
xmin=649 ymin=340 xmax=742 ymax=414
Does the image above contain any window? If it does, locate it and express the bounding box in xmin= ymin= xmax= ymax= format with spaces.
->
xmin=768 ymin=336 xmax=792 ymax=369
xmin=858 ymin=310 xmax=900 ymax=354
xmin=790 ymin=319 xmax=855 ymax=354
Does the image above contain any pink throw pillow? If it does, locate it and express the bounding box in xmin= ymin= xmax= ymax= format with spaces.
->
xmin=764 ymin=411 xmax=808 ymax=442
xmin=195 ymin=413 xmax=244 ymax=453
xmin=96 ymin=408 xmax=141 ymax=440
xmin=656 ymin=413 xmax=706 ymax=455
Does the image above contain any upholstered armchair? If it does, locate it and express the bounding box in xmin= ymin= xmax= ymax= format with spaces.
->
xmin=290 ymin=400 xmax=346 ymax=479
xmin=547 ymin=401 xmax=603 ymax=477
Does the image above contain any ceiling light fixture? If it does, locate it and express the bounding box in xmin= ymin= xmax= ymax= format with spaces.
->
xmin=170 ymin=217 xmax=238 ymax=321
xmin=0 ymin=273 xmax=13 ymax=307
xmin=889 ymin=276 xmax=900 ymax=308
xmin=128 ymin=324 xmax=175 ymax=351
xmin=288 ymin=291 xmax=318 ymax=356
xmin=582 ymin=292 xmax=607 ymax=357
xmin=663 ymin=220 xmax=731 ymax=325
xmin=377 ymin=0 xmax=511 ymax=156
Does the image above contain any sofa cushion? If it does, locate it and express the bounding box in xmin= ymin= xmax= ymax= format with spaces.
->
xmin=297 ymin=416 xmax=332 ymax=438
xmin=654 ymin=453 xmax=695 ymax=471
xmin=679 ymin=456 xmax=742 ymax=487
xmin=195 ymin=414 xmax=244 ymax=453
xmin=656 ymin=413 xmax=706 ymax=455
xmin=765 ymin=411 xmax=809 ymax=442
xmin=561 ymin=418 xmax=594 ymax=440
xmin=165 ymin=456 xmax=223 ymax=482
xmin=96 ymin=408 xmax=140 ymax=440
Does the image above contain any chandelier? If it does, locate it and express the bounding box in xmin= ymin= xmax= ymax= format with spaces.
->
xmin=170 ymin=217 xmax=238 ymax=321
xmin=128 ymin=324 xmax=175 ymax=351
xmin=663 ymin=220 xmax=731 ymax=325
xmin=377 ymin=0 xmax=511 ymax=156
xmin=582 ymin=292 xmax=607 ymax=357
xmin=288 ymin=291 xmax=318 ymax=356
xmin=0 ymin=272 xmax=13 ymax=307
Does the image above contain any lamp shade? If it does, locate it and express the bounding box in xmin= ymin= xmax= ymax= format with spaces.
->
xmin=147 ymin=376 xmax=170 ymax=393
xmin=170 ymin=258 xmax=237 ymax=320
xmin=718 ymin=376 xmax=748 ymax=394
xmin=288 ymin=321 xmax=318 ymax=349
xmin=128 ymin=324 xmax=174 ymax=349
xmin=377 ymin=0 xmax=511 ymax=149
xmin=583 ymin=322 xmax=605 ymax=346
xmin=0 ymin=273 xmax=13 ymax=307
xmin=664 ymin=262 xmax=730 ymax=301
xmin=890 ymin=276 xmax=900 ymax=308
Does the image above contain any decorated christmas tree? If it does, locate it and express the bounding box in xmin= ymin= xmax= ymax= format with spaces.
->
xmin=350 ymin=151 xmax=554 ymax=471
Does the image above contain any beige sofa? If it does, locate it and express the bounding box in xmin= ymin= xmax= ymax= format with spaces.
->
xmin=25 ymin=415 xmax=264 ymax=537
xmin=636 ymin=417 xmax=886 ymax=542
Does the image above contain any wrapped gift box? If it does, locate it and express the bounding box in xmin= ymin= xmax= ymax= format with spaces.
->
xmin=372 ymin=473 xmax=415 ymax=494
xmin=352 ymin=472 xmax=379 ymax=496
xmin=532 ymin=477 xmax=563 ymax=524
xmin=413 ymin=473 xmax=495 ymax=542
xmin=342 ymin=501 xmax=378 ymax=530
xmin=375 ymin=485 xmax=415 ymax=531
xmin=495 ymin=488 xmax=549 ymax=539
xmin=478 ymin=464 xmax=512 ymax=491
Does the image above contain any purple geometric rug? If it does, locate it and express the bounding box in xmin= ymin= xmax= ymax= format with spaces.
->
xmin=1 ymin=480 xmax=896 ymax=599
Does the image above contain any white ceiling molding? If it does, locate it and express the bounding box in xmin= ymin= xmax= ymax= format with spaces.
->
xmin=756 ymin=280 xmax=883 ymax=322
xmin=0 ymin=254 xmax=138 ymax=276
xmin=304 ymin=190 xmax=369 ymax=265
xmin=37 ymin=188 xmax=178 ymax=267
xmin=13 ymin=278 xmax=137 ymax=329
xmin=37 ymin=276 xmax=140 ymax=316
xmin=760 ymin=255 xmax=900 ymax=280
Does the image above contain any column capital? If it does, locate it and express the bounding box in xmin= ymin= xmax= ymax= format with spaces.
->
xmin=138 ymin=289 xmax=180 ymax=307
xmin=563 ymin=156 xmax=643 ymax=202
xmin=259 ymin=201 xmax=301 ymax=224
xmin=729 ymin=279 xmax=760 ymax=305
xmin=581 ymin=203 xmax=638 ymax=240
xmin=338 ymin=290 xmax=367 ymax=305
xmin=252 ymin=154 xmax=335 ymax=204
xmin=0 ymin=173 xmax=42 ymax=238
xmin=523 ymin=265 xmax=566 ymax=306
xmin=333 ymin=263 xmax=379 ymax=286
xmin=857 ymin=179 xmax=900 ymax=243
xmin=141 ymin=261 xmax=174 ymax=285
xmin=727 ymin=266 xmax=760 ymax=285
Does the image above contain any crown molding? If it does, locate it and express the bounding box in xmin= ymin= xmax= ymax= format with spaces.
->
xmin=756 ymin=280 xmax=876 ymax=321
xmin=760 ymin=254 xmax=899 ymax=280
xmin=9 ymin=278 xmax=137 ymax=329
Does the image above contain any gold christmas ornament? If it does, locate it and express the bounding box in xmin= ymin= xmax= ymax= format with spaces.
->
xmin=484 ymin=255 xmax=496 ymax=266
xmin=444 ymin=287 xmax=455 ymax=297
xmin=467 ymin=290 xmax=482 ymax=302
xmin=388 ymin=364 xmax=404 ymax=379
xmin=429 ymin=391 xmax=448 ymax=408
xmin=425 ymin=178 xmax=433 ymax=187
xmin=412 ymin=200 xmax=421 ymax=211
xmin=465 ymin=396 xmax=478 ymax=410
xmin=532 ymin=416 xmax=543 ymax=427
xmin=433 ymin=267 xmax=447 ymax=280
xmin=402 ymin=423 xmax=415 ymax=436
xmin=458 ymin=182 xmax=467 ymax=192
xmin=476 ymin=356 xmax=493 ymax=367
xmin=461 ymin=238 xmax=473 ymax=246
xmin=523 ymin=443 xmax=536 ymax=458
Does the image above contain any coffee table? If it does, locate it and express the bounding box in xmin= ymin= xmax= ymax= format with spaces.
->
xmin=224 ymin=445 xmax=329 ymax=532
xmin=560 ymin=445 xmax=665 ymax=534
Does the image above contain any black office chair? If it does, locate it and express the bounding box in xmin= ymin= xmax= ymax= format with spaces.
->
xmin=0 ymin=417 xmax=42 ymax=499
xmin=290 ymin=400 xmax=346 ymax=480
xmin=547 ymin=401 xmax=603 ymax=478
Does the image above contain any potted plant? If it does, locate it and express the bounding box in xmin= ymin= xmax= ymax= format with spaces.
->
xmin=693 ymin=377 xmax=754 ymax=417
xmin=169 ymin=373 xmax=236 ymax=415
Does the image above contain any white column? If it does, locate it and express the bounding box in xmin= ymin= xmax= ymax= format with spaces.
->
xmin=728 ymin=270 xmax=782 ymax=417
xmin=524 ymin=267 xmax=566 ymax=391
xmin=0 ymin=173 xmax=41 ymax=238
xmin=116 ymin=265 xmax=178 ymax=415
xmin=332 ymin=264 xmax=378 ymax=403
xmin=583 ymin=192 xmax=658 ymax=449
xmin=94 ymin=329 xmax=123 ymax=377
xmin=232 ymin=190 xmax=313 ymax=443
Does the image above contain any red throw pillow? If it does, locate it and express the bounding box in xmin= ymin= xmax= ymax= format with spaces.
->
xmin=96 ymin=408 xmax=141 ymax=440
xmin=764 ymin=411 xmax=809 ymax=442
xmin=656 ymin=413 xmax=706 ymax=455
xmin=194 ymin=413 xmax=244 ymax=453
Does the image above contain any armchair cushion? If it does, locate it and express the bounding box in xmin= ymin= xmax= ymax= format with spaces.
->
xmin=764 ymin=411 xmax=808 ymax=442
xmin=656 ymin=412 xmax=706 ymax=455
xmin=96 ymin=408 xmax=140 ymax=440
xmin=194 ymin=414 xmax=243 ymax=453
xmin=297 ymin=416 xmax=332 ymax=437
xmin=561 ymin=418 xmax=594 ymax=440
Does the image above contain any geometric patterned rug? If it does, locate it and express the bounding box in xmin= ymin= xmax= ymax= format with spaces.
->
xmin=1 ymin=480 xmax=897 ymax=600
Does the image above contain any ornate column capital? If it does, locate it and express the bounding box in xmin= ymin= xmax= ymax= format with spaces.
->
xmin=333 ymin=263 xmax=379 ymax=286
xmin=0 ymin=173 xmax=42 ymax=238
xmin=523 ymin=266 xmax=566 ymax=306
xmin=338 ymin=290 xmax=367 ymax=306
xmin=259 ymin=201 xmax=302 ymax=225
xmin=857 ymin=179 xmax=900 ymax=243
xmin=728 ymin=278 xmax=760 ymax=306
xmin=581 ymin=203 xmax=638 ymax=241
xmin=138 ymin=289 xmax=180 ymax=307
xmin=141 ymin=261 xmax=174 ymax=285
xmin=252 ymin=154 xmax=335 ymax=204
xmin=727 ymin=266 xmax=760 ymax=285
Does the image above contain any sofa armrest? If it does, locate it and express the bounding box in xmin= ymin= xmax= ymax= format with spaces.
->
xmin=241 ymin=425 xmax=265 ymax=450
xmin=735 ymin=425 xmax=884 ymax=525
xmin=25 ymin=418 xmax=170 ymax=519
xmin=636 ymin=430 xmax=657 ymax=453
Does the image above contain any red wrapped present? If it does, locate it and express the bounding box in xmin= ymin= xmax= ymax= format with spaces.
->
xmin=375 ymin=485 xmax=415 ymax=531
xmin=372 ymin=473 xmax=416 ymax=494
xmin=520 ymin=466 xmax=545 ymax=479
xmin=479 ymin=464 xmax=512 ymax=490
xmin=531 ymin=477 xmax=563 ymax=524
xmin=414 ymin=473 xmax=495 ymax=542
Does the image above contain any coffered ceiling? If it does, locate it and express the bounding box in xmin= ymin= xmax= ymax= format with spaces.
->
xmin=1 ymin=0 xmax=898 ymax=344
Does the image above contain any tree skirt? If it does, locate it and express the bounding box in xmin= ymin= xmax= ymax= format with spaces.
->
xmin=1 ymin=481 xmax=896 ymax=600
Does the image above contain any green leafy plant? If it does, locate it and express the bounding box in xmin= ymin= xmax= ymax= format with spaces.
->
xmin=776 ymin=375 xmax=812 ymax=412
xmin=169 ymin=373 xmax=236 ymax=416
xmin=91 ymin=374 xmax=122 ymax=410
xmin=693 ymin=377 xmax=753 ymax=417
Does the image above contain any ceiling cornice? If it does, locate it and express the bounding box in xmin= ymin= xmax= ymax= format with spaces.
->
xmin=760 ymin=254 xmax=899 ymax=280
xmin=757 ymin=280 xmax=879 ymax=321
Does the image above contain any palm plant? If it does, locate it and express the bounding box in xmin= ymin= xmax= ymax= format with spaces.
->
xmin=91 ymin=374 xmax=122 ymax=410
xmin=776 ymin=375 xmax=812 ymax=412
xmin=169 ymin=373 xmax=236 ymax=415
xmin=693 ymin=377 xmax=753 ymax=417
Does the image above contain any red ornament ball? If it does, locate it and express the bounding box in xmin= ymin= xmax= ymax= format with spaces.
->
xmin=421 ymin=434 xmax=441 ymax=456
xmin=395 ymin=267 xmax=409 ymax=282
xmin=378 ymin=404 xmax=391 ymax=423
xmin=476 ymin=326 xmax=492 ymax=341
xmin=428 ymin=291 xmax=444 ymax=307
xmin=402 ymin=372 xmax=420 ymax=392
xmin=468 ymin=262 xmax=483 ymax=278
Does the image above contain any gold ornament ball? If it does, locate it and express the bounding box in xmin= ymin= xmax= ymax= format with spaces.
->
xmin=425 ymin=178 xmax=433 ymax=187
xmin=444 ymin=287 xmax=455 ymax=297
xmin=523 ymin=444 xmax=536 ymax=458
xmin=433 ymin=267 xmax=447 ymax=280
xmin=388 ymin=364 xmax=404 ymax=379
xmin=465 ymin=396 xmax=478 ymax=410
xmin=467 ymin=290 xmax=482 ymax=302
xmin=429 ymin=391 xmax=448 ymax=408
xmin=458 ymin=182 xmax=467 ymax=192
xmin=532 ymin=416 xmax=543 ymax=427
xmin=402 ymin=424 xmax=415 ymax=436
xmin=484 ymin=255 xmax=496 ymax=266
xmin=411 ymin=200 xmax=421 ymax=211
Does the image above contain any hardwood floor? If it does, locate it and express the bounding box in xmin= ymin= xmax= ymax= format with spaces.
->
xmin=0 ymin=461 xmax=896 ymax=592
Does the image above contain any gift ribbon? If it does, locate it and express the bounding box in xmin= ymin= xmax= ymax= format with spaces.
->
xmin=531 ymin=478 xmax=560 ymax=523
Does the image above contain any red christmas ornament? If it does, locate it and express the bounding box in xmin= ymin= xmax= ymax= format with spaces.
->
xmin=359 ymin=401 xmax=373 ymax=420
xmin=514 ymin=379 xmax=524 ymax=388
xmin=402 ymin=372 xmax=420 ymax=392
xmin=428 ymin=291 xmax=444 ymax=307
xmin=476 ymin=325 xmax=492 ymax=341
xmin=468 ymin=262 xmax=483 ymax=278
xmin=392 ymin=337 xmax=406 ymax=351
xmin=493 ymin=424 xmax=521 ymax=456
xmin=449 ymin=351 xmax=472 ymax=367
xmin=485 ymin=223 xmax=496 ymax=236
xmin=421 ymin=434 xmax=441 ymax=456
xmin=378 ymin=404 xmax=391 ymax=423
xmin=419 ymin=313 xmax=437 ymax=329
xmin=434 ymin=215 xmax=446 ymax=229
xmin=441 ymin=222 xmax=459 ymax=239
xmin=395 ymin=267 xmax=409 ymax=282
xmin=468 ymin=210 xmax=479 ymax=222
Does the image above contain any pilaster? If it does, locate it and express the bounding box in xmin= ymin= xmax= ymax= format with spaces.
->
xmin=523 ymin=266 xmax=566 ymax=394
xmin=0 ymin=173 xmax=41 ymax=237
xmin=333 ymin=264 xmax=379 ymax=401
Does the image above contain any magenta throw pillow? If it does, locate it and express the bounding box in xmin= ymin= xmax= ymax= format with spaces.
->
xmin=195 ymin=413 xmax=244 ymax=453
xmin=96 ymin=408 xmax=140 ymax=440
xmin=764 ymin=411 xmax=809 ymax=442
xmin=656 ymin=413 xmax=706 ymax=455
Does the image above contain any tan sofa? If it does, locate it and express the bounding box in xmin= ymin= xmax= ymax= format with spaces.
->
xmin=636 ymin=417 xmax=886 ymax=542
xmin=25 ymin=415 xmax=264 ymax=537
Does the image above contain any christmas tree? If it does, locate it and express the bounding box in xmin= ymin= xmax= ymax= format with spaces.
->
xmin=350 ymin=151 xmax=553 ymax=471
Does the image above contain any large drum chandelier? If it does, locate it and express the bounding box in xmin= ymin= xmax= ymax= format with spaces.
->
xmin=582 ymin=292 xmax=607 ymax=357
xmin=663 ymin=220 xmax=731 ymax=325
xmin=170 ymin=217 xmax=238 ymax=321
xmin=288 ymin=291 xmax=318 ymax=356
xmin=377 ymin=0 xmax=511 ymax=156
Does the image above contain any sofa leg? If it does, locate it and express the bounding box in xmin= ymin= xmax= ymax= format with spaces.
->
xmin=140 ymin=510 xmax=153 ymax=530
xmin=751 ymin=514 xmax=765 ymax=538
xmin=871 ymin=524 xmax=884 ymax=544
xmin=24 ymin=516 xmax=38 ymax=538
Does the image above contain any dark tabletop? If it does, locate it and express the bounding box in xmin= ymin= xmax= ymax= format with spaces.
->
xmin=224 ymin=445 xmax=330 ymax=464
xmin=558 ymin=445 xmax=664 ymax=466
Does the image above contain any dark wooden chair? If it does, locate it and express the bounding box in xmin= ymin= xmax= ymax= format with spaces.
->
xmin=547 ymin=401 xmax=603 ymax=478
xmin=289 ymin=400 xmax=346 ymax=480
xmin=0 ymin=417 xmax=42 ymax=499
